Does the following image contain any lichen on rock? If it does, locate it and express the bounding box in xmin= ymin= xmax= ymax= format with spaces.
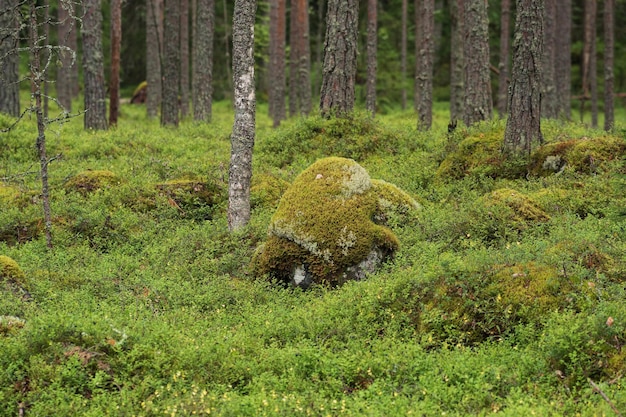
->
xmin=251 ymin=157 xmax=420 ymax=288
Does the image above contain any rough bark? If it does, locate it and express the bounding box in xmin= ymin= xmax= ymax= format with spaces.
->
xmin=109 ymin=0 xmax=122 ymax=126
xmin=589 ymin=10 xmax=598 ymax=128
xmin=416 ymin=0 xmax=434 ymax=130
xmin=463 ymin=0 xmax=492 ymax=126
xmin=313 ymin=0 xmax=325 ymax=100
xmin=57 ymin=0 xmax=77 ymax=112
xmin=294 ymin=0 xmax=311 ymax=115
xmin=449 ymin=0 xmax=463 ymax=122
xmin=365 ymin=0 xmax=377 ymax=116
xmin=228 ymin=0 xmax=257 ymax=231
xmin=289 ymin=0 xmax=298 ymax=116
xmin=603 ymin=0 xmax=614 ymax=131
xmin=0 ymin=0 xmax=20 ymax=117
xmin=401 ymin=0 xmax=408 ymax=110
xmin=81 ymin=0 xmax=108 ymax=130
xmin=581 ymin=0 xmax=596 ymax=125
xmin=496 ymin=0 xmax=511 ymax=117
xmin=28 ymin=0 xmax=53 ymax=248
xmin=555 ymin=0 xmax=571 ymax=119
xmin=161 ymin=0 xmax=181 ymax=126
xmin=193 ymin=0 xmax=214 ymax=122
xmin=146 ymin=0 xmax=163 ymax=119
xmin=269 ymin=0 xmax=286 ymax=126
xmin=541 ymin=0 xmax=558 ymax=119
xmin=413 ymin=0 xmax=420 ymax=112
xmin=180 ymin=0 xmax=190 ymax=117
xmin=319 ymin=0 xmax=359 ymax=117
xmin=504 ymin=0 xmax=543 ymax=156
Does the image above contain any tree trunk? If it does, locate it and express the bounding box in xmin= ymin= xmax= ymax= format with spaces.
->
xmin=146 ymin=0 xmax=163 ymax=119
xmin=589 ymin=14 xmax=598 ymax=128
xmin=449 ymin=0 xmax=463 ymax=122
xmin=161 ymin=0 xmax=181 ymax=126
xmin=503 ymin=0 xmax=543 ymax=156
xmin=222 ymin=0 xmax=232 ymax=98
xmin=603 ymin=0 xmax=614 ymax=131
xmin=365 ymin=0 xmax=377 ymax=116
xmin=269 ymin=0 xmax=286 ymax=126
xmin=496 ymin=0 xmax=511 ymax=117
xmin=555 ymin=0 xmax=571 ymax=119
xmin=581 ymin=0 xmax=596 ymax=125
xmin=42 ymin=0 xmax=49 ymax=119
xmin=295 ymin=0 xmax=311 ymax=115
xmin=400 ymin=0 xmax=408 ymax=110
xmin=541 ymin=0 xmax=558 ymax=119
xmin=109 ymin=0 xmax=122 ymax=126
xmin=28 ymin=0 xmax=53 ymax=248
xmin=193 ymin=0 xmax=215 ymax=122
xmin=81 ymin=0 xmax=108 ymax=130
xmin=416 ymin=0 xmax=434 ymax=130
xmin=228 ymin=0 xmax=257 ymax=231
xmin=56 ymin=1 xmax=76 ymax=112
xmin=413 ymin=0 xmax=420 ymax=112
xmin=319 ymin=0 xmax=359 ymax=117
xmin=463 ymin=0 xmax=492 ymax=126
xmin=0 ymin=0 xmax=20 ymax=117
xmin=180 ymin=0 xmax=190 ymax=117
xmin=313 ymin=0 xmax=325 ymax=101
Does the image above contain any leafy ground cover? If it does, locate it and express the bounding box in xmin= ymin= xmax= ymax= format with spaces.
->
xmin=1 ymin=101 xmax=625 ymax=416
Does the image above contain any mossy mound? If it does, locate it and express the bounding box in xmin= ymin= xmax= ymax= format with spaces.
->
xmin=252 ymin=157 xmax=420 ymax=288
xmin=0 ymin=315 xmax=25 ymax=335
xmin=529 ymin=135 xmax=626 ymax=176
xmin=64 ymin=170 xmax=122 ymax=195
xmin=155 ymin=177 xmax=224 ymax=220
xmin=0 ymin=255 xmax=26 ymax=287
xmin=482 ymin=188 xmax=550 ymax=224
xmin=0 ymin=218 xmax=43 ymax=245
xmin=250 ymin=173 xmax=290 ymax=209
xmin=436 ymin=128 xmax=512 ymax=181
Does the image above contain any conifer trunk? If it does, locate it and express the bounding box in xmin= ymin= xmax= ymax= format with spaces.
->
xmin=81 ymin=0 xmax=108 ymax=130
xmin=365 ymin=0 xmax=378 ymax=116
xmin=109 ymin=0 xmax=122 ymax=126
xmin=449 ymin=0 xmax=464 ymax=122
xmin=603 ymin=0 xmax=614 ymax=131
xmin=180 ymin=0 xmax=190 ymax=117
xmin=541 ymin=0 xmax=558 ymax=119
xmin=193 ymin=0 xmax=215 ymax=122
xmin=555 ymin=0 xmax=571 ymax=119
xmin=496 ymin=0 xmax=511 ymax=117
xmin=162 ymin=0 xmax=181 ymax=126
xmin=269 ymin=0 xmax=286 ymax=126
xmin=0 ymin=0 xmax=20 ymax=117
xmin=416 ymin=0 xmax=434 ymax=130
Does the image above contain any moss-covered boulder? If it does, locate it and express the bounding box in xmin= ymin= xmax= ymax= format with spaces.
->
xmin=64 ymin=170 xmax=121 ymax=195
xmin=529 ymin=135 xmax=626 ymax=176
xmin=251 ymin=157 xmax=420 ymax=288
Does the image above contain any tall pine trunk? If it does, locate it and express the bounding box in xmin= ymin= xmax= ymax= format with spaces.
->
xmin=603 ymin=0 xmax=614 ymax=131
xmin=81 ymin=0 xmax=108 ymax=130
xmin=193 ymin=0 xmax=215 ymax=122
xmin=555 ymin=0 xmax=571 ymax=119
xmin=416 ymin=0 xmax=434 ymax=130
xmin=400 ymin=0 xmax=408 ymax=110
xmin=541 ymin=0 xmax=558 ymax=119
xmin=449 ymin=0 xmax=463 ymax=122
xmin=269 ymin=0 xmax=286 ymax=126
xmin=228 ymin=0 xmax=257 ymax=231
xmin=496 ymin=0 xmax=511 ymax=117
xmin=0 ymin=0 xmax=20 ymax=117
xmin=463 ymin=0 xmax=492 ymax=126
xmin=180 ymin=0 xmax=190 ymax=117
xmin=294 ymin=0 xmax=311 ymax=115
xmin=319 ymin=0 xmax=359 ymax=117
xmin=365 ymin=0 xmax=377 ymax=116
xmin=146 ymin=0 xmax=163 ymax=118
xmin=57 ymin=1 xmax=76 ymax=112
xmin=162 ymin=0 xmax=181 ymax=126
xmin=109 ymin=0 xmax=122 ymax=126
xmin=581 ymin=0 xmax=596 ymax=125
xmin=504 ymin=0 xmax=543 ymax=156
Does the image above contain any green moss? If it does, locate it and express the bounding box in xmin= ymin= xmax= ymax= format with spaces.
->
xmin=529 ymin=135 xmax=626 ymax=176
xmin=155 ymin=177 xmax=224 ymax=220
xmin=0 ymin=315 xmax=25 ymax=335
xmin=483 ymin=188 xmax=550 ymax=223
xmin=252 ymin=157 xmax=419 ymax=287
xmin=0 ymin=184 xmax=19 ymax=205
xmin=0 ymin=255 xmax=27 ymax=288
xmin=132 ymin=81 xmax=148 ymax=97
xmin=64 ymin=170 xmax=121 ymax=195
xmin=250 ymin=173 xmax=290 ymax=209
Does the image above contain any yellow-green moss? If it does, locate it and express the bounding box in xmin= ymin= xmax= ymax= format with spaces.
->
xmin=252 ymin=157 xmax=419 ymax=286
xmin=483 ymin=188 xmax=550 ymax=224
xmin=0 ymin=315 xmax=25 ymax=335
xmin=64 ymin=170 xmax=121 ymax=195
xmin=132 ymin=81 xmax=148 ymax=98
xmin=529 ymin=135 xmax=626 ymax=176
xmin=0 ymin=184 xmax=19 ymax=205
xmin=250 ymin=173 xmax=290 ymax=209
xmin=0 ymin=255 xmax=27 ymax=287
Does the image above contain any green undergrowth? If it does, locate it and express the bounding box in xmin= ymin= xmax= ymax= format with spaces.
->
xmin=1 ymin=102 xmax=625 ymax=415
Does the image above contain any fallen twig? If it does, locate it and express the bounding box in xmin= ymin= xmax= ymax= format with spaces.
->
xmin=589 ymin=378 xmax=623 ymax=417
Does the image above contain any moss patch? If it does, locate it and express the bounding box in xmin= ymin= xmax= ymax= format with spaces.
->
xmin=0 ymin=255 xmax=26 ymax=287
xmin=155 ymin=177 xmax=224 ymax=220
xmin=64 ymin=170 xmax=122 ymax=195
xmin=482 ymin=188 xmax=550 ymax=224
xmin=252 ymin=157 xmax=419 ymax=287
xmin=529 ymin=135 xmax=626 ymax=176
xmin=0 ymin=315 xmax=25 ymax=335
xmin=250 ymin=173 xmax=290 ymax=209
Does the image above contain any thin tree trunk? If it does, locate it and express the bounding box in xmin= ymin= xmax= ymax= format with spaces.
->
xmin=43 ymin=0 xmax=49 ymax=119
xmin=413 ymin=0 xmax=420 ymax=112
xmin=162 ymin=0 xmax=181 ymax=126
xmin=295 ymin=0 xmax=311 ymax=114
xmin=496 ymin=0 xmax=511 ymax=117
xmin=555 ymin=0 xmax=571 ymax=119
xmin=365 ymin=0 xmax=377 ymax=116
xmin=109 ymin=0 xmax=122 ymax=126
xmin=416 ymin=0 xmax=434 ymax=129
xmin=180 ymin=0 xmax=190 ymax=117
xmin=81 ymin=0 xmax=108 ymax=130
xmin=0 ymin=0 xmax=20 ymax=117
xmin=504 ymin=0 xmax=543 ymax=156
xmin=269 ymin=0 xmax=286 ymax=126
xmin=228 ymin=0 xmax=257 ymax=231
xmin=29 ymin=0 xmax=53 ymax=248
xmin=146 ymin=0 xmax=163 ymax=118
xmin=57 ymin=1 xmax=75 ymax=112
xmin=222 ymin=0 xmax=232 ymax=98
xmin=449 ymin=0 xmax=463 ymax=122
xmin=590 ymin=17 xmax=598 ymax=128
xmin=401 ymin=0 xmax=408 ymax=110
xmin=319 ymin=0 xmax=359 ymax=117
xmin=463 ymin=0 xmax=492 ymax=126
xmin=581 ymin=0 xmax=596 ymax=124
xmin=603 ymin=0 xmax=614 ymax=131
xmin=193 ymin=0 xmax=214 ymax=122
xmin=541 ymin=0 xmax=558 ymax=118
xmin=289 ymin=0 xmax=298 ymax=116
xmin=314 ymin=0 xmax=325 ymax=100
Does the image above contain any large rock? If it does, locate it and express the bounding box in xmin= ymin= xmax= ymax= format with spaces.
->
xmin=251 ymin=157 xmax=420 ymax=288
